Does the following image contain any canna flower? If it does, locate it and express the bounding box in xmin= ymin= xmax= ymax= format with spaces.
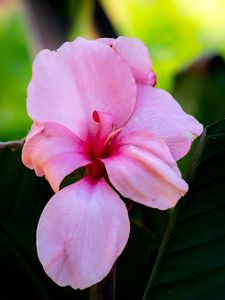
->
xmin=22 ymin=37 xmax=203 ymax=289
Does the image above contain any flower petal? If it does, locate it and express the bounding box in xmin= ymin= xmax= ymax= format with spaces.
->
xmin=28 ymin=38 xmax=136 ymax=139
xmin=36 ymin=177 xmax=130 ymax=289
xmin=22 ymin=122 xmax=90 ymax=192
xmin=97 ymin=38 xmax=114 ymax=47
xmin=98 ymin=37 xmax=156 ymax=86
xmin=122 ymin=85 xmax=203 ymax=161
xmin=112 ymin=130 xmax=181 ymax=174
xmin=103 ymin=131 xmax=188 ymax=210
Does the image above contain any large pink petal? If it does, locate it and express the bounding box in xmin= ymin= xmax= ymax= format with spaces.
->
xmin=103 ymin=131 xmax=188 ymax=210
xmin=22 ymin=122 xmax=90 ymax=192
xmin=122 ymin=85 xmax=203 ymax=161
xmin=28 ymin=38 xmax=136 ymax=139
xmin=37 ymin=177 xmax=130 ymax=289
xmin=98 ymin=37 xmax=156 ymax=86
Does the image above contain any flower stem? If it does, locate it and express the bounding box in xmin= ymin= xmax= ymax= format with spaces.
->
xmin=89 ymin=263 xmax=116 ymax=300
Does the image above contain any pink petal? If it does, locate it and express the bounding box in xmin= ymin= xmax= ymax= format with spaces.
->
xmin=37 ymin=177 xmax=130 ymax=289
xmin=28 ymin=38 xmax=136 ymax=140
xmin=113 ymin=130 xmax=181 ymax=173
xmin=25 ymin=122 xmax=44 ymax=140
xmin=103 ymin=131 xmax=188 ymax=210
xmin=122 ymin=85 xmax=203 ymax=161
xmin=98 ymin=37 xmax=156 ymax=86
xmin=22 ymin=122 xmax=90 ymax=192
xmin=97 ymin=38 xmax=114 ymax=47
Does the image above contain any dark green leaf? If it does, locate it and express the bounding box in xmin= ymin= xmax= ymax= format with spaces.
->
xmin=143 ymin=119 xmax=225 ymax=300
xmin=115 ymin=203 xmax=169 ymax=300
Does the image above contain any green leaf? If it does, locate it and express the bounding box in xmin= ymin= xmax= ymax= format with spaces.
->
xmin=116 ymin=204 xmax=169 ymax=299
xmin=143 ymin=119 xmax=225 ymax=300
xmin=0 ymin=142 xmax=88 ymax=299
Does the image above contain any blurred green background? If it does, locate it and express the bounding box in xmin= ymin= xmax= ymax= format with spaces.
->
xmin=0 ymin=0 xmax=225 ymax=141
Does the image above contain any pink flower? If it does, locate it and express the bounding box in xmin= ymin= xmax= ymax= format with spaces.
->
xmin=22 ymin=37 xmax=203 ymax=289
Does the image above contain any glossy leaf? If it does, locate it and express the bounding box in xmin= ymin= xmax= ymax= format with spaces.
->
xmin=143 ymin=119 xmax=225 ymax=300
xmin=116 ymin=204 xmax=169 ymax=299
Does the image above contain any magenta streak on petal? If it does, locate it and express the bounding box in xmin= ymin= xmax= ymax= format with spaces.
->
xmin=85 ymin=111 xmax=122 ymax=180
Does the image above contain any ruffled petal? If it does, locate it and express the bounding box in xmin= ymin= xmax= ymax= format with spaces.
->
xmin=28 ymin=38 xmax=136 ymax=140
xmin=98 ymin=37 xmax=156 ymax=86
xmin=103 ymin=131 xmax=188 ymax=210
xmin=122 ymin=85 xmax=203 ymax=161
xmin=36 ymin=177 xmax=130 ymax=289
xmin=113 ymin=37 xmax=156 ymax=86
xmin=22 ymin=122 xmax=90 ymax=192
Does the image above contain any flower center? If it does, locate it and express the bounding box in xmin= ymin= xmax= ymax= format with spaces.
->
xmin=85 ymin=160 xmax=106 ymax=180
xmin=85 ymin=110 xmax=121 ymax=180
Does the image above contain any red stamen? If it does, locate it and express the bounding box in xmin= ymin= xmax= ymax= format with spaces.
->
xmin=93 ymin=111 xmax=100 ymax=122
